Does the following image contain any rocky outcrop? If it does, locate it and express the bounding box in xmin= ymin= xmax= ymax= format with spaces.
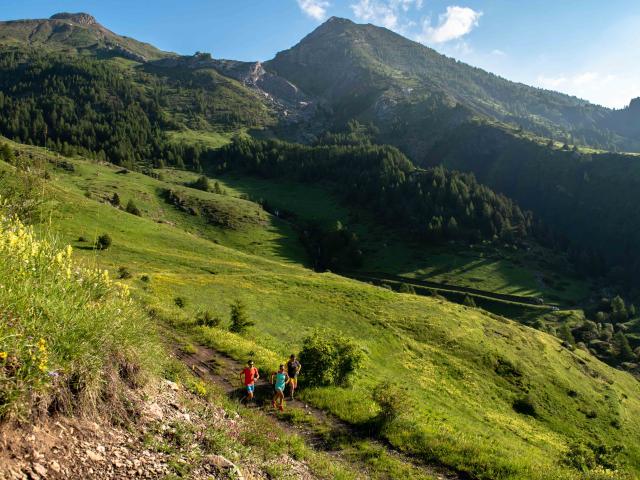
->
xmin=50 ymin=13 xmax=97 ymax=26
xmin=150 ymin=55 xmax=318 ymax=123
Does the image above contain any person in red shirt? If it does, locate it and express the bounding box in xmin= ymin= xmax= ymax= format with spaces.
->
xmin=240 ymin=360 xmax=259 ymax=405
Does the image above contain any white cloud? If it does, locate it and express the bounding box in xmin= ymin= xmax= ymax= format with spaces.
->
xmin=297 ymin=0 xmax=330 ymax=21
xmin=350 ymin=0 xmax=424 ymax=31
xmin=351 ymin=0 xmax=399 ymax=29
xmin=535 ymin=72 xmax=637 ymax=108
xmin=491 ymin=49 xmax=506 ymax=57
xmin=417 ymin=6 xmax=482 ymax=44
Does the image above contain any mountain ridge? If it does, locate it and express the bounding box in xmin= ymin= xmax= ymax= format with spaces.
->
xmin=0 ymin=12 xmax=171 ymax=61
xmin=264 ymin=16 xmax=640 ymax=154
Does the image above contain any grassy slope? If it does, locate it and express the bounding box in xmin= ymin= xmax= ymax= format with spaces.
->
xmin=47 ymin=156 xmax=588 ymax=307
xmin=8 ymin=143 xmax=640 ymax=479
xmin=167 ymin=170 xmax=589 ymax=306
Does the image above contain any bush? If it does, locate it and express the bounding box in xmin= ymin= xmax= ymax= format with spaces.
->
xmin=140 ymin=274 xmax=151 ymax=283
xmin=174 ymin=297 xmax=187 ymax=309
xmin=229 ymin=300 xmax=253 ymax=333
xmin=0 ymin=142 xmax=15 ymax=163
xmin=125 ymin=199 xmax=141 ymax=216
xmin=463 ymin=294 xmax=477 ymax=308
xmin=196 ymin=310 xmax=220 ymax=328
xmin=190 ymin=175 xmax=211 ymax=192
xmin=298 ymin=330 xmax=364 ymax=387
xmin=111 ymin=192 xmax=121 ymax=207
xmin=95 ymin=233 xmax=112 ymax=250
xmin=398 ymin=283 xmax=416 ymax=294
xmin=212 ymin=181 xmax=225 ymax=195
xmin=512 ymin=395 xmax=537 ymax=417
xmin=372 ymin=381 xmax=407 ymax=425
xmin=118 ymin=266 xmax=132 ymax=279
xmin=564 ymin=442 xmax=624 ymax=472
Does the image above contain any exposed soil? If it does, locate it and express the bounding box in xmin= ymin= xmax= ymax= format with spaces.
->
xmin=0 ymin=379 xmax=313 ymax=480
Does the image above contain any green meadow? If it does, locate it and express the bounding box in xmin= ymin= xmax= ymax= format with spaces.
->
xmin=4 ymin=140 xmax=636 ymax=479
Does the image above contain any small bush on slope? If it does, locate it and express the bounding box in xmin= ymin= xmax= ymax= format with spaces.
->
xmin=298 ymin=330 xmax=364 ymax=387
xmin=0 ymin=211 xmax=162 ymax=421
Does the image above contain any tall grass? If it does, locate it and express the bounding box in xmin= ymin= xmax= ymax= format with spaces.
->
xmin=0 ymin=208 xmax=163 ymax=421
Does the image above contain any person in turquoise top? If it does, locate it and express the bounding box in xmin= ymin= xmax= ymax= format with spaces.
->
xmin=270 ymin=364 xmax=290 ymax=411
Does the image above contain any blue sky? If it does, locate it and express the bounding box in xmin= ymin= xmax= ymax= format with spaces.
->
xmin=2 ymin=0 xmax=639 ymax=108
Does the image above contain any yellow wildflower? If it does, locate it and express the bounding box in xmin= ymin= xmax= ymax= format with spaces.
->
xmin=0 ymin=351 xmax=7 ymax=361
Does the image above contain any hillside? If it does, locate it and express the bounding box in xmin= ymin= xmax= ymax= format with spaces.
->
xmin=0 ymin=176 xmax=387 ymax=479
xmin=2 ymin=139 xmax=640 ymax=479
xmin=423 ymin=121 xmax=640 ymax=282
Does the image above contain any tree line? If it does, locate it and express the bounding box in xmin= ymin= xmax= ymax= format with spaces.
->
xmin=209 ymin=136 xmax=535 ymax=245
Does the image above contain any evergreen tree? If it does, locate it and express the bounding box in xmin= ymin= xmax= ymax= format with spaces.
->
xmin=559 ymin=322 xmax=576 ymax=346
xmin=229 ymin=300 xmax=253 ymax=333
xmin=614 ymin=331 xmax=635 ymax=363
xmin=0 ymin=143 xmax=14 ymax=163
xmin=611 ymin=296 xmax=628 ymax=323
xmin=191 ymin=175 xmax=211 ymax=192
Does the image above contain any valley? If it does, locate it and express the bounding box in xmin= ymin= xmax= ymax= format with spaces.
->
xmin=1 ymin=9 xmax=640 ymax=480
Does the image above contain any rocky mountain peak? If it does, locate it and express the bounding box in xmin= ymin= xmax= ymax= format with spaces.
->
xmin=50 ymin=12 xmax=97 ymax=26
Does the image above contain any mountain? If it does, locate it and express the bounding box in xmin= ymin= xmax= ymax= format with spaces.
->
xmin=255 ymin=18 xmax=640 ymax=284
xmin=265 ymin=17 xmax=640 ymax=155
xmin=0 ymin=12 xmax=169 ymax=61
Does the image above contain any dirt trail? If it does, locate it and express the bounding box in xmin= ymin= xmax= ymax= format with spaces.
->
xmin=175 ymin=342 xmax=463 ymax=480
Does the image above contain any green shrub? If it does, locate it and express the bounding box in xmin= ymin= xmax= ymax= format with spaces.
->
xmin=372 ymin=381 xmax=407 ymax=425
xmin=118 ymin=266 xmax=132 ymax=279
xmin=463 ymin=294 xmax=477 ymax=308
xmin=125 ymin=199 xmax=141 ymax=216
xmin=196 ymin=310 xmax=220 ymax=328
xmin=563 ymin=442 xmax=623 ymax=473
xmin=95 ymin=233 xmax=112 ymax=250
xmin=111 ymin=192 xmax=121 ymax=207
xmin=512 ymin=395 xmax=537 ymax=417
xmin=0 ymin=142 xmax=15 ymax=163
xmin=140 ymin=274 xmax=151 ymax=283
xmin=397 ymin=283 xmax=415 ymax=294
xmin=298 ymin=330 xmax=364 ymax=387
xmin=189 ymin=175 xmax=211 ymax=192
xmin=174 ymin=297 xmax=187 ymax=309
xmin=229 ymin=300 xmax=253 ymax=333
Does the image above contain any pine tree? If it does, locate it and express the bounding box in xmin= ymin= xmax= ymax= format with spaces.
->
xmin=611 ymin=295 xmax=628 ymax=323
xmin=229 ymin=300 xmax=253 ymax=333
xmin=614 ymin=331 xmax=635 ymax=363
xmin=559 ymin=322 xmax=576 ymax=346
